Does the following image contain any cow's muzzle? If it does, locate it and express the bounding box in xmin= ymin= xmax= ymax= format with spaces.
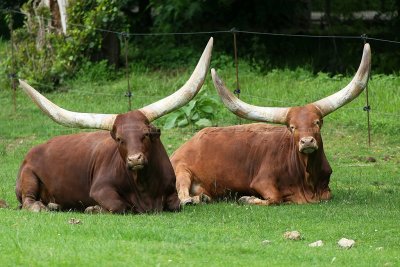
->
xmin=299 ymin=137 xmax=318 ymax=154
xmin=127 ymin=153 xmax=146 ymax=170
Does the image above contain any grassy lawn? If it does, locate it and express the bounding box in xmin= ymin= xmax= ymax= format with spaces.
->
xmin=0 ymin=52 xmax=399 ymax=266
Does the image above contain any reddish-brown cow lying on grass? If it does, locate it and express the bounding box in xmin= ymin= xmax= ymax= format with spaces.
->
xmin=16 ymin=38 xmax=213 ymax=213
xmin=171 ymin=43 xmax=371 ymax=206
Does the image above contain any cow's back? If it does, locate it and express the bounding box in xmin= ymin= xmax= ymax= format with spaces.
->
xmin=16 ymin=131 xmax=115 ymax=209
xmin=171 ymin=123 xmax=288 ymax=197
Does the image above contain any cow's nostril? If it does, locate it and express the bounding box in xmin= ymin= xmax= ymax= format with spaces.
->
xmin=301 ymin=137 xmax=316 ymax=144
xmin=128 ymin=153 xmax=144 ymax=162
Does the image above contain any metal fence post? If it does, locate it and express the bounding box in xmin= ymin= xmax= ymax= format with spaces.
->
xmin=362 ymin=34 xmax=372 ymax=147
xmin=8 ymin=9 xmax=17 ymax=113
xmin=123 ymin=33 xmax=132 ymax=111
xmin=231 ymin=28 xmax=241 ymax=124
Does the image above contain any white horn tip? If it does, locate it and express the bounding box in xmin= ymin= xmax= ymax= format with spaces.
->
xmin=205 ymin=37 xmax=214 ymax=54
xmin=18 ymin=79 xmax=33 ymax=93
xmin=362 ymin=43 xmax=371 ymax=61
xmin=211 ymin=68 xmax=223 ymax=88
xmin=211 ymin=68 xmax=216 ymax=76
xmin=19 ymin=79 xmax=27 ymax=86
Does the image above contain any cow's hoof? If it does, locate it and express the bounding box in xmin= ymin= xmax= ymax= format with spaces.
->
xmin=200 ymin=193 xmax=211 ymax=203
xmin=84 ymin=205 xmax=104 ymax=214
xmin=237 ymin=196 xmax=256 ymax=205
xmin=47 ymin=202 xmax=61 ymax=211
xmin=28 ymin=201 xmax=49 ymax=212
xmin=180 ymin=198 xmax=194 ymax=206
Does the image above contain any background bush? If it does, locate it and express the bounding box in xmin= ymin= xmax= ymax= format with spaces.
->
xmin=3 ymin=0 xmax=126 ymax=91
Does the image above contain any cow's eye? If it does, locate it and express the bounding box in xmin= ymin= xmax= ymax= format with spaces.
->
xmin=289 ymin=125 xmax=296 ymax=132
xmin=315 ymin=119 xmax=322 ymax=127
xmin=116 ymin=137 xmax=123 ymax=144
xmin=143 ymin=133 xmax=150 ymax=140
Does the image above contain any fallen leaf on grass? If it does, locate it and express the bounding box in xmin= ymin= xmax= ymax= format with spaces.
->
xmin=284 ymin=231 xmax=301 ymax=240
xmin=338 ymin=238 xmax=355 ymax=248
xmin=309 ymin=240 xmax=323 ymax=247
xmin=68 ymin=218 xmax=81 ymax=224
xmin=0 ymin=199 xmax=8 ymax=208
xmin=261 ymin=240 xmax=272 ymax=245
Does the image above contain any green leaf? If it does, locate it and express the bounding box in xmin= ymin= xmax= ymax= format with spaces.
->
xmin=191 ymin=112 xmax=199 ymax=121
xmin=200 ymin=105 xmax=214 ymax=113
xmin=177 ymin=119 xmax=189 ymax=127
xmin=195 ymin=119 xmax=212 ymax=128
xmin=163 ymin=112 xmax=181 ymax=129
xmin=181 ymin=100 xmax=196 ymax=117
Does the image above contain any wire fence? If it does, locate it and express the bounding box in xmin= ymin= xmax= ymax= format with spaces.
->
xmin=3 ymin=8 xmax=400 ymax=44
xmin=2 ymin=7 xmax=400 ymax=148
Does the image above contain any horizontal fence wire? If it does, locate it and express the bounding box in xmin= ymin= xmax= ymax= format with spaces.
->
xmin=10 ymin=79 xmax=400 ymax=119
xmin=2 ymin=8 xmax=400 ymax=44
xmin=12 ymin=90 xmax=400 ymax=119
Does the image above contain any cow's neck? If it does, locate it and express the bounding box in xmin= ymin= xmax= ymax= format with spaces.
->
xmin=125 ymin=159 xmax=159 ymax=193
xmin=299 ymin=151 xmax=320 ymax=188
xmin=287 ymin=132 xmax=321 ymax=184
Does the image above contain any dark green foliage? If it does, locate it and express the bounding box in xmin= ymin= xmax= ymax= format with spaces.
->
xmin=150 ymin=0 xmax=311 ymax=33
xmin=0 ymin=0 xmax=25 ymax=38
xmin=128 ymin=0 xmax=400 ymax=74
xmin=163 ymin=89 xmax=220 ymax=129
xmin=1 ymin=0 xmax=400 ymax=90
xmin=311 ymin=0 xmax=397 ymax=14
xmin=5 ymin=0 xmax=126 ymax=91
xmin=73 ymin=60 xmax=119 ymax=84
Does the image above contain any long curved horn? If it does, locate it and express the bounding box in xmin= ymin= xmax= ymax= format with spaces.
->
xmin=19 ymin=80 xmax=117 ymax=130
xmin=313 ymin=43 xmax=371 ymax=117
xmin=211 ymin=69 xmax=289 ymax=124
xmin=139 ymin=37 xmax=213 ymax=122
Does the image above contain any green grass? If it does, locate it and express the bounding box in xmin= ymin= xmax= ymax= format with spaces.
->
xmin=1 ymin=55 xmax=400 ymax=266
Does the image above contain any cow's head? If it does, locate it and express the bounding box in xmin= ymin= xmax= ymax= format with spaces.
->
xmin=110 ymin=111 xmax=159 ymax=170
xmin=285 ymin=105 xmax=323 ymax=154
xmin=19 ymin=38 xmax=213 ymax=171
xmin=211 ymin=43 xmax=371 ymax=155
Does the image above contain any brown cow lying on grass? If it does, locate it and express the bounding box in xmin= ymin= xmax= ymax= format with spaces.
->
xmin=16 ymin=38 xmax=213 ymax=213
xmin=171 ymin=43 xmax=371 ymax=206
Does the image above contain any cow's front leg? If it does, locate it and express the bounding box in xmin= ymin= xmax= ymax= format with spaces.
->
xmin=89 ymin=186 xmax=129 ymax=213
xmin=164 ymin=191 xmax=181 ymax=212
xmin=239 ymin=175 xmax=282 ymax=206
xmin=47 ymin=202 xmax=61 ymax=211
xmin=17 ymin=167 xmax=49 ymax=212
xmin=84 ymin=205 xmax=106 ymax=214
xmin=191 ymin=193 xmax=212 ymax=204
xmin=174 ymin=166 xmax=194 ymax=205
xmin=238 ymin=196 xmax=270 ymax=205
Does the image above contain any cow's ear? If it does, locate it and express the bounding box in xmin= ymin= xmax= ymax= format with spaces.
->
xmin=149 ymin=125 xmax=161 ymax=140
